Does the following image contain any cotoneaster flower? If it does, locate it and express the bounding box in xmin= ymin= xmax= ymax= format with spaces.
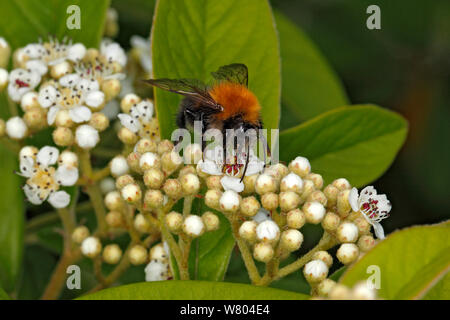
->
xmin=38 ymin=74 xmax=105 ymax=125
xmin=18 ymin=146 xmax=78 ymax=208
xmin=118 ymin=100 xmax=158 ymax=138
xmin=197 ymin=146 xmax=265 ymax=193
xmin=100 ymin=39 xmax=127 ymax=67
xmin=348 ymin=186 xmax=391 ymax=239
xmin=7 ymin=68 xmax=41 ymax=102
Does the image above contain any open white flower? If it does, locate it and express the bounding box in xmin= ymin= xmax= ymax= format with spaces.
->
xmin=197 ymin=146 xmax=264 ymax=193
xmin=348 ymin=186 xmax=391 ymax=239
xmin=18 ymin=146 xmax=78 ymax=208
xmin=118 ymin=100 xmax=155 ymax=136
xmin=100 ymin=39 xmax=127 ymax=67
xmin=38 ymin=76 xmax=105 ymax=125
xmin=7 ymin=68 xmax=41 ymax=102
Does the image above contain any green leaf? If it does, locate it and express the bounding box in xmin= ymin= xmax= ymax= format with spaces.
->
xmin=0 ymin=287 xmax=10 ymax=300
xmin=0 ymin=146 xmax=24 ymax=292
xmin=423 ymin=273 xmax=450 ymax=300
xmin=279 ymin=105 xmax=408 ymax=187
xmin=275 ymin=11 xmax=348 ymax=122
xmin=0 ymin=0 xmax=110 ymax=50
xmin=340 ymin=221 xmax=450 ymax=300
xmin=151 ymin=0 xmax=281 ymax=138
xmin=79 ymin=280 xmax=310 ymax=300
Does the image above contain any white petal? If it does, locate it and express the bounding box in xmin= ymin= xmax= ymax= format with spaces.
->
xmin=55 ymin=165 xmax=79 ymax=186
xmin=349 ymin=187 xmax=360 ymax=212
xmin=359 ymin=186 xmax=377 ymax=204
xmin=37 ymin=146 xmax=59 ymax=166
xmin=118 ymin=113 xmax=140 ymax=132
xmin=136 ymin=100 xmax=153 ymax=120
xmin=372 ymin=222 xmax=385 ymax=240
xmin=245 ymin=157 xmax=265 ymax=176
xmin=23 ymin=184 xmax=45 ymax=205
xmin=47 ymin=106 xmax=59 ymax=125
xmin=26 ymin=60 xmax=48 ymax=76
xmin=85 ymin=91 xmax=105 ymax=108
xmin=198 ymin=159 xmax=222 ymax=175
xmin=69 ymin=106 xmax=92 ymax=123
xmin=59 ymin=74 xmax=80 ymax=88
xmin=38 ymin=85 xmax=57 ymax=108
xmin=220 ymin=176 xmax=244 ymax=193
xmin=252 ymin=209 xmax=271 ymax=223
xmin=19 ymin=156 xmax=35 ymax=178
xmin=67 ymin=43 xmax=86 ymax=62
xmin=7 ymin=84 xmax=28 ymax=102
xmin=48 ymin=191 xmax=70 ymax=208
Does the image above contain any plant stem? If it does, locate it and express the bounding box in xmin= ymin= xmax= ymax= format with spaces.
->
xmin=57 ymin=208 xmax=76 ymax=249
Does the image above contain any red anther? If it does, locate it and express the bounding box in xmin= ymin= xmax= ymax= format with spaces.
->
xmin=15 ymin=79 xmax=30 ymax=88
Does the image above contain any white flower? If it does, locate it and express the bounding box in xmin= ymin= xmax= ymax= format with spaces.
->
xmin=101 ymin=40 xmax=127 ymax=67
xmin=130 ymin=35 xmax=152 ymax=73
xmin=256 ymin=220 xmax=280 ymax=242
xmin=145 ymin=260 xmax=169 ymax=282
xmin=197 ymin=146 xmax=264 ymax=193
xmin=7 ymin=68 xmax=41 ymax=102
xmin=348 ymin=186 xmax=391 ymax=239
xmin=75 ymin=125 xmax=100 ymax=149
xmin=182 ymin=215 xmax=205 ymax=237
xmin=18 ymin=146 xmax=78 ymax=208
xmin=110 ymin=155 xmax=129 ymax=177
xmin=6 ymin=116 xmax=27 ymax=140
xmin=25 ymin=59 xmax=48 ymax=76
xmin=118 ymin=100 xmax=154 ymax=136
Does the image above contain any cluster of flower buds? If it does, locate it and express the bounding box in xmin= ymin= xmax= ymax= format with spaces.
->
xmin=0 ymin=36 xmax=126 ymax=149
xmin=314 ymin=279 xmax=378 ymax=300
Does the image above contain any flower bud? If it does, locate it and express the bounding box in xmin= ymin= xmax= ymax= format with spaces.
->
xmin=149 ymin=243 xmax=169 ymax=262
xmin=178 ymin=165 xmax=196 ymax=177
xmin=55 ymin=109 xmax=74 ymax=128
xmin=357 ymin=235 xmax=376 ymax=252
xmin=317 ymin=279 xmax=337 ymax=297
xmin=180 ymin=173 xmax=200 ymax=195
xmin=143 ymin=168 xmax=165 ymax=189
xmin=161 ymin=151 xmax=182 ymax=174
xmin=242 ymin=174 xmax=257 ymax=195
xmin=255 ymin=174 xmax=277 ymax=195
xmin=352 ymin=281 xmax=377 ymax=300
xmin=110 ymin=155 xmax=129 ymax=177
xmin=72 ymin=226 xmax=90 ymax=244
xmin=139 ymin=152 xmax=161 ymax=171
xmin=332 ymin=178 xmax=351 ymax=191
xmin=279 ymin=191 xmax=300 ymax=212
xmin=280 ymin=172 xmax=303 ymax=194
xmin=129 ymin=244 xmax=148 ymax=265
xmin=256 ymin=220 xmax=280 ymax=243
xmin=337 ymin=222 xmax=359 ymax=243
xmin=323 ymin=184 xmax=339 ymax=208
xmin=75 ymin=125 xmax=99 ymax=149
xmin=202 ymin=211 xmax=220 ymax=231
xmin=81 ymin=236 xmax=102 ymax=258
xmin=100 ymin=177 xmax=115 ymax=194
xmin=280 ymin=229 xmax=303 ymax=252
xmin=307 ymin=190 xmax=327 ymax=206
xmin=240 ymin=196 xmax=260 ymax=217
xmin=336 ymin=243 xmax=359 ymax=264
xmin=115 ymin=174 xmax=135 ymax=190
xmin=286 ymin=209 xmax=306 ymax=229
xmin=126 ymin=152 xmax=141 ymax=173
xmin=305 ymin=173 xmax=323 ymax=190
xmin=52 ymin=126 xmax=74 ymax=146
xmin=157 ymin=139 xmax=174 ymax=155
xmin=312 ymin=251 xmax=333 ymax=268
xmin=0 ymin=119 xmax=5 ymax=137
xmin=354 ymin=216 xmax=371 ymax=235
xmin=101 ymin=79 xmax=121 ymax=101
xmin=261 ymin=192 xmax=279 ymax=211
xmin=144 ymin=189 xmax=164 ymax=209
xmin=23 ymin=107 xmax=46 ymax=130
xmin=163 ymin=179 xmax=182 ymax=199
xmin=50 ymin=61 xmax=72 ymax=79
xmin=328 ymin=284 xmax=352 ymax=300
xmin=0 ymin=69 xmax=7 ymax=91
xmin=288 ymin=156 xmax=311 ymax=177
xmin=183 ymin=215 xmax=205 ymax=238
xmin=337 ymin=189 xmax=352 ymax=217
xmin=321 ymin=212 xmax=340 ymax=231
xmin=253 ymin=242 xmax=274 ymax=263
xmin=89 ymin=112 xmax=109 ymax=132
xmin=121 ymin=183 xmax=142 ymax=204
xmin=134 ymin=213 xmax=151 ymax=233
xmin=0 ymin=38 xmax=10 ymax=68
xmin=206 ymin=175 xmax=222 ymax=190
xmin=271 ymin=163 xmax=289 ymax=179
xmin=136 ymin=138 xmax=157 ymax=153
xmin=165 ymin=211 xmax=183 ymax=233
xmin=106 ymin=211 xmax=124 ymax=228
xmin=103 ymin=244 xmax=123 ymax=264
xmin=20 ymin=91 xmax=39 ymax=111
xmin=300 ymin=179 xmax=315 ymax=202
xmin=303 ymin=259 xmax=328 ymax=283
xmin=238 ymin=221 xmax=257 ymax=242
xmin=303 ymin=201 xmax=326 ymax=224
xmin=219 ymin=190 xmax=240 ymax=213
xmin=6 ymin=116 xmax=27 ymax=140
xmin=205 ymin=189 xmax=222 ymax=210
xmin=183 ymin=143 xmax=202 ymax=164
xmin=104 ymin=191 xmax=123 ymax=211
xmin=121 ymin=93 xmax=141 ymax=113
xmin=118 ymin=127 xmax=138 ymax=145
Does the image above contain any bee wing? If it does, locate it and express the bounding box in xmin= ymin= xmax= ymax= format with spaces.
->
xmin=211 ymin=63 xmax=248 ymax=87
xmin=144 ymin=78 xmax=222 ymax=111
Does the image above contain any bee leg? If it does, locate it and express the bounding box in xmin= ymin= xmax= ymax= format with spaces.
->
xmin=240 ymin=136 xmax=250 ymax=183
